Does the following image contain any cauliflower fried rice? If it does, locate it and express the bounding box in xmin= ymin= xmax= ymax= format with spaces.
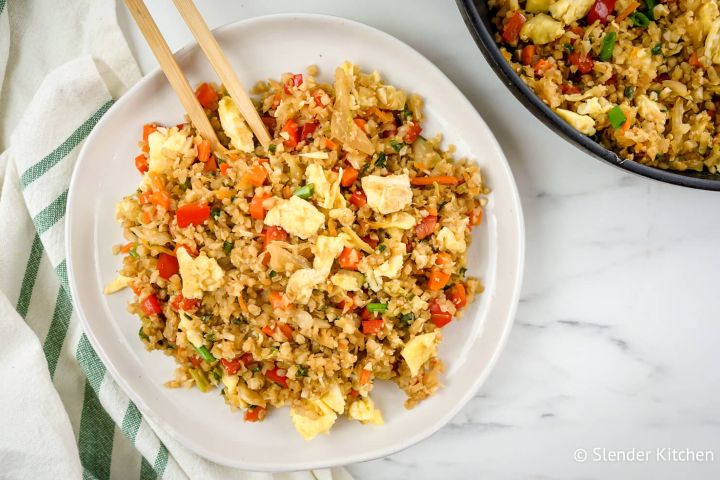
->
xmin=106 ymin=62 xmax=488 ymax=440
xmin=491 ymin=0 xmax=720 ymax=173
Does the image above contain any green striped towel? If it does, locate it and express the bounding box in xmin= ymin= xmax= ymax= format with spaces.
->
xmin=0 ymin=2 xmax=351 ymax=478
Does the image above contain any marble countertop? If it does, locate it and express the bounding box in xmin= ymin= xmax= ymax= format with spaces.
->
xmin=119 ymin=1 xmax=720 ymax=478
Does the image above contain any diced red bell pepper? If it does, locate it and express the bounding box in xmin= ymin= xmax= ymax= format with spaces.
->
xmin=170 ymin=294 xmax=200 ymax=312
xmin=249 ymin=192 xmax=270 ymax=220
xmin=429 ymin=299 xmax=452 ymax=328
xmin=502 ymin=11 xmax=526 ymax=45
xmin=176 ymin=203 xmax=210 ymax=228
xmin=140 ymin=294 xmax=163 ymax=316
xmin=404 ymin=122 xmax=422 ymax=144
xmin=261 ymin=115 xmax=277 ymax=133
xmin=521 ymin=45 xmax=536 ymax=66
xmin=361 ymin=235 xmax=378 ymax=249
xmin=349 ymin=190 xmax=367 ymax=208
xmin=156 ymin=253 xmax=179 ymax=279
xmin=263 ymin=226 xmax=289 ymax=248
xmin=244 ymin=406 xmax=266 ymax=422
xmin=189 ymin=356 xmax=203 ymax=368
xmin=568 ymin=51 xmax=594 ymax=74
xmin=587 ymin=0 xmax=616 ymax=25
xmin=427 ymin=268 xmax=451 ymax=291
xmin=447 ymin=283 xmax=467 ymax=309
xmin=415 ymin=215 xmax=438 ymax=239
xmin=300 ymin=122 xmax=318 ymax=140
xmin=282 ymin=119 xmax=299 ymax=148
xmin=362 ymin=319 xmax=384 ymax=335
xmin=283 ymin=73 xmax=304 ymax=94
xmin=221 ymin=357 xmax=243 ymax=375
xmin=341 ymin=167 xmax=359 ymax=187
xmin=266 ymin=367 xmax=288 ymax=388
xmin=195 ymin=83 xmax=219 ymax=109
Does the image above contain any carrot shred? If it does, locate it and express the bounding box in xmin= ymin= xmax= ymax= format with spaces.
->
xmin=359 ymin=369 xmax=371 ymax=385
xmin=616 ymin=1 xmax=640 ymax=21
xmin=120 ymin=242 xmax=135 ymax=253
xmin=410 ymin=175 xmax=460 ymax=186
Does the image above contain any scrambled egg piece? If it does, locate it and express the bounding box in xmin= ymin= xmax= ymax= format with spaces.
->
xmin=265 ymin=196 xmax=325 ymax=239
xmin=556 ymin=108 xmax=596 ymax=135
xmin=177 ymin=248 xmax=224 ymax=299
xmin=434 ymin=218 xmax=468 ymax=254
xmin=526 ymin=0 xmax=551 ymax=13
xmin=549 ymin=0 xmax=594 ymax=24
xmin=376 ymin=85 xmax=407 ymax=110
xmin=178 ymin=310 xmax=203 ymax=348
xmin=290 ymin=384 xmax=346 ymax=440
xmin=285 ymin=236 xmax=344 ymax=303
xmin=636 ymin=95 xmax=667 ymax=124
xmin=361 ymin=174 xmax=413 ymax=215
xmin=329 ymin=207 xmax=355 ymax=227
xmin=401 ymin=332 xmax=437 ymax=377
xmin=700 ymin=2 xmax=719 ymax=39
xmin=147 ymin=127 xmax=190 ymax=174
xmin=221 ymin=373 xmax=239 ymax=395
xmin=104 ymin=275 xmax=132 ymax=294
xmin=576 ymin=97 xmax=613 ymax=118
xmin=520 ymin=14 xmax=565 ymax=45
xmin=218 ymin=96 xmax=254 ymax=153
xmin=286 ymin=269 xmax=326 ymax=304
xmin=348 ymin=397 xmax=384 ymax=425
xmin=375 ymin=242 xmax=406 ymax=279
xmin=706 ymin=19 xmax=720 ymax=64
xmin=330 ymin=270 xmax=365 ymax=291
xmin=369 ymin=212 xmax=416 ymax=230
xmin=305 ymin=163 xmax=346 ymax=209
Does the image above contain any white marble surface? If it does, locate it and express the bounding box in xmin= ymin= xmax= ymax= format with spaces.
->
xmin=118 ymin=1 xmax=720 ymax=478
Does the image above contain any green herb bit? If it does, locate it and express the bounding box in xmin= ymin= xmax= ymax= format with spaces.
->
xmin=293 ymin=183 xmax=315 ymax=199
xmin=645 ymin=0 xmax=656 ymax=20
xmin=204 ymin=331 xmax=216 ymax=343
xmin=459 ymin=267 xmax=468 ymax=277
xmin=378 ymin=244 xmax=387 ymax=252
xmin=251 ymin=364 xmax=262 ymax=373
xmin=624 ymin=86 xmax=635 ymax=99
xmin=401 ymin=107 xmax=413 ymax=121
xmin=564 ymin=43 xmax=575 ymax=53
xmin=138 ymin=327 xmax=150 ymax=341
xmin=390 ymin=140 xmax=404 ymax=152
xmin=366 ymin=303 xmax=388 ymax=313
xmin=374 ymin=152 xmax=387 ymax=168
xmin=268 ymin=270 xmax=278 ymax=278
xmin=200 ymin=314 xmax=212 ymax=324
xmin=268 ymin=143 xmax=277 ymax=154
xmin=211 ymin=366 xmax=223 ymax=382
xmin=195 ymin=345 xmax=216 ymax=363
xmin=296 ymin=365 xmax=308 ymax=377
xmin=651 ymin=43 xmax=662 ymax=56
xmin=631 ymin=11 xmax=650 ymax=28
xmin=182 ymin=179 xmax=192 ymax=190
xmin=189 ymin=368 xmax=211 ymax=392
xmin=211 ymin=207 xmax=221 ymax=220
xmin=223 ymin=240 xmax=233 ymax=254
xmin=599 ymin=32 xmax=617 ymax=62
xmin=608 ymin=105 xmax=627 ymax=129
xmin=129 ymin=245 xmax=139 ymax=258
xmin=399 ymin=312 xmax=416 ymax=327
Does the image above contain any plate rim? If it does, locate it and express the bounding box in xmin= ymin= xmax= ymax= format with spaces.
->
xmin=66 ymin=12 xmax=525 ymax=471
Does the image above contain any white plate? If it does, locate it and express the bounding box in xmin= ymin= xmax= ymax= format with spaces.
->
xmin=66 ymin=14 xmax=524 ymax=471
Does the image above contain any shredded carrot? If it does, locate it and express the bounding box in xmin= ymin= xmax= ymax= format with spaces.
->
xmin=359 ymin=369 xmax=371 ymax=385
xmin=616 ymin=1 xmax=640 ymax=21
xmin=262 ymin=325 xmax=275 ymax=337
xmin=197 ymin=139 xmax=211 ymax=163
xmin=690 ymin=51 xmax=703 ymax=68
xmin=237 ymin=294 xmax=248 ymax=313
xmin=411 ymin=175 xmax=460 ymax=186
xmin=370 ymin=107 xmax=393 ymax=123
xmin=621 ymin=115 xmax=632 ymax=133
xmin=324 ymin=138 xmax=337 ymax=150
xmin=427 ymin=206 xmax=438 ymax=216
xmin=142 ymin=210 xmax=153 ymax=224
xmin=120 ymin=242 xmax=135 ymax=253
xmin=353 ymin=118 xmax=367 ymax=131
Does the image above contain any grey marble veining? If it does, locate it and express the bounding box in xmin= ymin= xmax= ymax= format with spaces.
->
xmin=122 ymin=1 xmax=720 ymax=478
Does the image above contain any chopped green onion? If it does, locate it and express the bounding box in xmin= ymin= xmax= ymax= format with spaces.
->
xmin=293 ymin=183 xmax=314 ymax=199
xmin=195 ymin=345 xmax=216 ymax=363
xmin=366 ymin=303 xmax=387 ymax=313
xmin=599 ymin=32 xmax=617 ymax=62
xmin=624 ymin=86 xmax=635 ymax=99
xmin=608 ymin=106 xmax=627 ymax=129
xmin=564 ymin=43 xmax=575 ymax=53
xmin=128 ymin=245 xmax=139 ymax=258
xmin=231 ymin=317 xmax=243 ymax=325
xmin=401 ymin=107 xmax=412 ymax=120
xmin=630 ymin=11 xmax=650 ymax=27
xmin=390 ymin=140 xmax=404 ymax=152
xmin=268 ymin=270 xmax=277 ymax=278
xmin=204 ymin=331 xmax=216 ymax=343
xmin=268 ymin=143 xmax=277 ymax=154
xmin=223 ymin=240 xmax=233 ymax=253
xmin=200 ymin=314 xmax=212 ymax=324
xmin=374 ymin=152 xmax=387 ymax=168
xmin=651 ymin=43 xmax=662 ymax=56
xmin=378 ymin=244 xmax=386 ymax=252
xmin=138 ymin=327 xmax=150 ymax=341
xmin=644 ymin=0 xmax=656 ymax=20
xmin=189 ymin=368 xmax=210 ymax=392
xmin=251 ymin=364 xmax=262 ymax=373
xmin=211 ymin=366 xmax=222 ymax=382
xmin=296 ymin=365 xmax=308 ymax=377
xmin=399 ymin=312 xmax=415 ymax=327
xmin=182 ymin=179 xmax=192 ymax=190
xmin=459 ymin=267 xmax=468 ymax=277
xmin=211 ymin=208 xmax=221 ymax=220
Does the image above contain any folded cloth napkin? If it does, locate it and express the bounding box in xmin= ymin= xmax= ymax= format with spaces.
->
xmin=0 ymin=2 xmax=352 ymax=479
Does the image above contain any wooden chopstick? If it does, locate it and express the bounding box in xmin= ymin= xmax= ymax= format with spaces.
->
xmin=171 ymin=0 xmax=272 ymax=149
xmin=123 ymin=0 xmax=223 ymax=152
